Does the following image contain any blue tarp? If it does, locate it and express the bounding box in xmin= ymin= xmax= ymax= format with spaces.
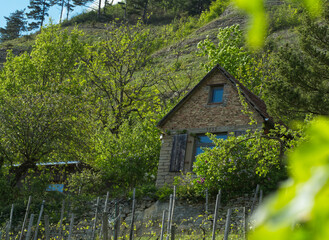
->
xmin=46 ymin=184 xmax=64 ymax=192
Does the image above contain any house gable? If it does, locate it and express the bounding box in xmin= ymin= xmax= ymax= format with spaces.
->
xmin=156 ymin=65 xmax=270 ymax=187
xmin=158 ymin=65 xmax=266 ymax=131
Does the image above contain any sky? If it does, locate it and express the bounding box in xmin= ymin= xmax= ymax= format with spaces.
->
xmin=0 ymin=0 xmax=120 ymax=31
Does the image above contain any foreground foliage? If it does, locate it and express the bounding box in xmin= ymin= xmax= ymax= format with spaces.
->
xmin=250 ymin=117 xmax=329 ymax=239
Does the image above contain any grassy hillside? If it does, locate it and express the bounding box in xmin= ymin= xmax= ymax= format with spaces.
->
xmin=0 ymin=1 xmax=301 ymax=81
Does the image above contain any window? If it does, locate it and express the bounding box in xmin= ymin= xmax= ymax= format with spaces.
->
xmin=209 ymin=85 xmax=224 ymax=103
xmin=194 ymin=133 xmax=227 ymax=157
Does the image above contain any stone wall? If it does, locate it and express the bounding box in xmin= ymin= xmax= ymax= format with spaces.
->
xmin=122 ymin=194 xmax=257 ymax=238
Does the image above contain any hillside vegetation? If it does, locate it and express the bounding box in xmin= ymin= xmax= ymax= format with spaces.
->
xmin=1 ymin=0 xmax=329 ymax=231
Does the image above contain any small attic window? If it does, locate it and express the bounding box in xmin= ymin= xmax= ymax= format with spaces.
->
xmin=209 ymin=85 xmax=224 ymax=103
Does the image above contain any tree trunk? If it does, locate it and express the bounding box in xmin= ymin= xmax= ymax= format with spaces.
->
xmin=103 ymin=0 xmax=107 ymax=14
xmin=142 ymin=0 xmax=148 ymax=23
xmin=67 ymin=0 xmax=70 ymax=20
xmin=10 ymin=159 xmax=38 ymax=187
xmin=40 ymin=0 xmax=46 ymax=30
xmin=98 ymin=0 xmax=102 ymax=19
xmin=124 ymin=0 xmax=127 ymax=21
xmin=59 ymin=0 xmax=65 ymax=23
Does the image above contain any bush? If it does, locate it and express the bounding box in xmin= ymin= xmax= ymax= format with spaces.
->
xmin=66 ymin=169 xmax=106 ymax=197
xmin=92 ymin=118 xmax=161 ymax=191
xmin=0 ymin=170 xmax=15 ymax=208
xmin=173 ymin=172 xmax=205 ymax=202
xmin=199 ymin=0 xmax=229 ymax=24
xmin=128 ymin=184 xmax=158 ymax=200
xmin=269 ymin=4 xmax=301 ymax=32
xmin=192 ymin=124 xmax=298 ymax=195
xmin=156 ymin=184 xmax=173 ymax=201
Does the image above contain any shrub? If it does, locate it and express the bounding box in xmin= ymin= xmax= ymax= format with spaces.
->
xmin=192 ymin=124 xmax=300 ymax=195
xmin=128 ymin=184 xmax=158 ymax=199
xmin=156 ymin=184 xmax=173 ymax=201
xmin=173 ymin=172 xmax=205 ymax=202
xmin=199 ymin=0 xmax=229 ymax=24
xmin=92 ymin=118 xmax=161 ymax=191
xmin=0 ymin=170 xmax=15 ymax=208
xmin=66 ymin=169 xmax=106 ymax=196
xmin=269 ymin=4 xmax=301 ymax=32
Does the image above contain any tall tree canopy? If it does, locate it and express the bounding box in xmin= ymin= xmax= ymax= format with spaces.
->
xmin=0 ymin=25 xmax=89 ymax=186
xmin=27 ymin=0 xmax=54 ymax=30
xmin=82 ymin=21 xmax=158 ymax=134
xmin=198 ymin=25 xmax=266 ymax=96
xmin=0 ymin=10 xmax=27 ymax=42
xmin=264 ymin=3 xmax=329 ymax=121
xmin=126 ymin=0 xmax=149 ymax=22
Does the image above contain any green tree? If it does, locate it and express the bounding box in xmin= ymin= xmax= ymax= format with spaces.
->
xmin=80 ymin=21 xmax=163 ymax=190
xmin=27 ymin=0 xmax=54 ymax=31
xmin=57 ymin=0 xmax=92 ymax=21
xmin=198 ymin=25 xmax=266 ymax=95
xmin=0 ymin=10 xmax=27 ymax=42
xmin=0 ymin=24 xmax=89 ymax=186
xmin=82 ymin=21 xmax=157 ymax=134
xmin=92 ymin=117 xmax=161 ymax=190
xmin=126 ymin=0 xmax=149 ymax=22
xmin=264 ymin=4 xmax=329 ymax=121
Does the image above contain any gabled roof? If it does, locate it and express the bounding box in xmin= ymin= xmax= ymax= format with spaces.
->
xmin=157 ymin=64 xmax=270 ymax=128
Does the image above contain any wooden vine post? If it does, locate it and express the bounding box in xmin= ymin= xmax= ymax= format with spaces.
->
xmin=25 ymin=214 xmax=34 ymax=240
xmin=102 ymin=192 xmax=109 ymax=240
xmin=166 ymin=194 xmax=173 ymax=240
xmin=5 ymin=204 xmax=14 ymax=240
xmin=243 ymin=207 xmax=247 ymax=240
xmin=44 ymin=215 xmax=50 ymax=240
xmin=19 ymin=196 xmax=32 ymax=240
xmin=33 ymin=200 xmax=45 ymax=240
xmin=160 ymin=210 xmax=166 ymax=240
xmin=129 ymin=188 xmax=136 ymax=240
xmin=58 ymin=200 xmax=65 ymax=240
xmin=67 ymin=214 xmax=74 ymax=240
xmin=113 ymin=201 xmax=120 ymax=240
xmin=259 ymin=189 xmax=263 ymax=204
xmin=250 ymin=184 xmax=260 ymax=214
xmin=223 ymin=208 xmax=232 ymax=240
xmin=92 ymin=197 xmax=100 ymax=240
xmin=211 ymin=190 xmax=221 ymax=240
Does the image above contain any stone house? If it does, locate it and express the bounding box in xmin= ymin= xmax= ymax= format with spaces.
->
xmin=156 ymin=64 xmax=271 ymax=187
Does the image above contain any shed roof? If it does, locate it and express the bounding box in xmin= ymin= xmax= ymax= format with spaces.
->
xmin=157 ymin=64 xmax=270 ymax=128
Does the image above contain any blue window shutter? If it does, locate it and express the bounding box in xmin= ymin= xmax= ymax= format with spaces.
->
xmin=170 ymin=134 xmax=187 ymax=172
